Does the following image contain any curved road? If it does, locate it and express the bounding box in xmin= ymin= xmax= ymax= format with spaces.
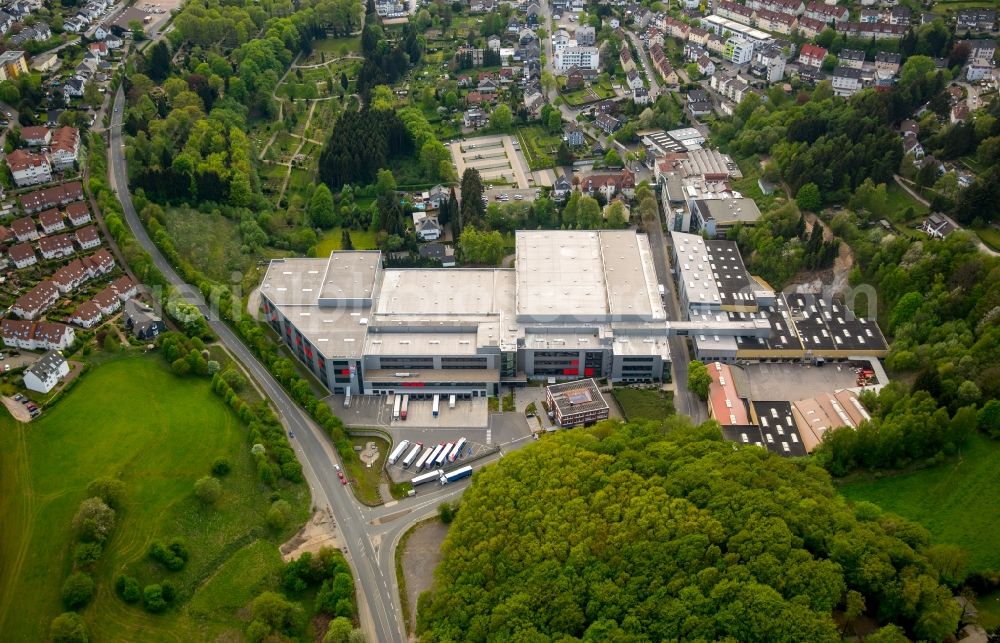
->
xmin=108 ymin=86 xmax=473 ymax=642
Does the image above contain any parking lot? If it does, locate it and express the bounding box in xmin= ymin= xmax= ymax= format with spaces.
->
xmin=450 ymin=135 xmax=531 ymax=189
xmin=330 ymin=394 xmax=488 ymax=429
xmin=734 ymin=362 xmax=861 ymax=402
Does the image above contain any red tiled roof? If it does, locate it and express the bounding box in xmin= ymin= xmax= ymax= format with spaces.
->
xmin=6 ymin=149 xmax=48 ymax=172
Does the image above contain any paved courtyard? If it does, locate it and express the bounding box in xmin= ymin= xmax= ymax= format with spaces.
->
xmin=735 ymin=362 xmax=861 ymax=402
xmin=450 ymin=135 xmax=531 ymax=189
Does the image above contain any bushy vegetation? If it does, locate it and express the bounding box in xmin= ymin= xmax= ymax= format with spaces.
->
xmin=418 ymin=419 xmax=961 ymax=642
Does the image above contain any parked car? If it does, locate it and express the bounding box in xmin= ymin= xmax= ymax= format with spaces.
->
xmin=13 ymin=394 xmax=23 ymax=401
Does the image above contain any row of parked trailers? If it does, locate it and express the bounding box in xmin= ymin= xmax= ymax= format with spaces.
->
xmin=410 ymin=465 xmax=473 ymax=487
xmin=388 ymin=437 xmax=469 ymax=471
xmin=393 ymin=394 xmax=458 ymax=421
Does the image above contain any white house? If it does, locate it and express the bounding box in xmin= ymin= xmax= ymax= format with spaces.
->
xmin=23 ymin=350 xmax=70 ymax=394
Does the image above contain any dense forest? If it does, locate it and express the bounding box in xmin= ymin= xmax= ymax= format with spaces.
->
xmin=418 ymin=420 xmax=961 ymax=641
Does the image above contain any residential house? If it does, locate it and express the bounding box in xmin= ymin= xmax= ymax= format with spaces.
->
xmin=23 ymin=350 xmax=70 ymax=394
xmin=920 ymin=213 xmax=957 ymax=239
xmin=707 ymin=33 xmax=727 ymax=55
xmin=804 ymin=2 xmax=848 ymax=23
xmin=664 ymin=16 xmax=690 ymax=40
xmin=75 ymin=225 xmax=101 ymax=250
xmin=748 ymin=0 xmax=804 ymax=16
xmin=65 ymin=202 xmax=91 ymax=227
xmin=63 ymin=77 xmax=85 ymax=100
xmin=579 ymin=170 xmax=636 ymax=200
xmin=523 ymin=87 xmax=545 ymax=117
xmin=836 ymin=21 xmax=907 ymax=39
xmin=697 ymin=55 xmax=716 ymax=77
xmin=425 ymin=185 xmax=448 ymax=210
xmin=796 ymin=16 xmax=827 ymax=38
xmin=69 ymin=301 xmax=102 ymax=328
xmin=552 ymin=29 xmax=571 ymax=52
xmin=688 ymin=26 xmax=710 ymax=46
xmin=38 ymin=208 xmax=65 ymax=234
xmin=112 ymin=276 xmax=137 ymax=301
xmin=418 ymin=242 xmax=456 ymax=267
xmin=724 ymin=37 xmax=754 ymax=65
xmin=13 ymin=281 xmax=59 ymax=319
xmin=38 ymin=234 xmax=75 ymax=260
xmin=83 ymin=248 xmax=115 ymax=276
xmin=19 ymin=181 xmax=84 ymax=213
xmin=88 ymin=41 xmax=108 ymax=58
xmin=0 ymin=50 xmax=28 ymax=81
xmin=0 ymin=11 xmax=15 ymax=33
xmin=798 ymin=43 xmax=827 ymax=70
xmin=11 ymin=216 xmax=39 ymax=242
xmin=967 ymin=60 xmax=993 ymax=82
xmin=752 ymin=46 xmax=786 ymax=82
xmin=838 ymin=49 xmax=866 ymax=69
xmin=711 ymin=72 xmax=753 ymax=103
xmin=0 ymin=226 xmax=10 ymax=245
xmin=555 ymin=46 xmax=599 ymax=71
xmin=832 ymin=66 xmax=863 ymax=97
xmin=2 ymin=320 xmax=75 ymax=351
xmin=956 ymin=8 xmax=996 ymax=33
xmin=595 ymin=113 xmax=622 ymax=134
xmin=123 ymin=301 xmax=167 ymax=340
xmin=859 ymin=9 xmax=880 ymax=24
xmin=48 ymin=126 xmax=80 ymax=171
xmin=553 ymin=174 xmax=572 ymax=200
xmin=412 ymin=212 xmax=442 ymax=241
xmin=716 ymin=0 xmax=754 ymax=25
xmin=875 ymin=51 xmax=901 ymax=76
xmin=963 ymin=39 xmax=996 ymax=62
xmin=9 ymin=242 xmax=36 ymax=268
xmin=620 ymin=47 xmax=636 ymax=73
xmin=902 ymin=135 xmax=924 ymax=160
xmin=564 ymin=124 xmax=585 ymax=147
xmin=92 ymin=286 xmax=121 ymax=315
xmin=6 ymin=149 xmax=51 ymax=186
xmin=477 ymin=77 xmax=499 ymax=94
xmin=565 ymin=67 xmax=585 ymax=89
xmin=755 ymin=8 xmax=798 ymax=35
xmin=576 ymin=25 xmax=596 ymax=46
xmin=51 ymin=259 xmax=90 ymax=293
xmin=21 ymin=126 xmax=51 ymax=146
xmin=889 ymin=6 xmax=910 ymax=25
xmin=463 ymin=108 xmax=489 ymax=128
xmin=633 ymin=86 xmax=652 ymax=105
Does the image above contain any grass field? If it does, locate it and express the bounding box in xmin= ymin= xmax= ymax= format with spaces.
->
xmin=839 ymin=434 xmax=1000 ymax=574
xmin=163 ymin=206 xmax=252 ymax=283
xmin=516 ymin=126 xmax=560 ymax=171
xmin=973 ymin=226 xmax=1000 ymax=252
xmin=315 ymin=227 xmax=378 ymax=256
xmin=0 ymin=355 xmax=309 ymax=640
xmin=885 ymin=181 xmax=929 ymax=221
xmin=612 ymin=388 xmax=675 ymax=422
xmin=346 ymin=435 xmax=390 ymax=505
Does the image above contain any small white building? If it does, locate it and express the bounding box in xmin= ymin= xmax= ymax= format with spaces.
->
xmin=23 ymin=350 xmax=69 ymax=394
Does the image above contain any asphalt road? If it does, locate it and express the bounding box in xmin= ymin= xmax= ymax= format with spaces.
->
xmin=107 ymin=87 xmax=408 ymax=642
xmin=624 ymin=30 xmax=661 ymax=97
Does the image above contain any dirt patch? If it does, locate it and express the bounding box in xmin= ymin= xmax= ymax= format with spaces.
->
xmin=401 ymin=520 xmax=450 ymax=632
xmin=1 ymin=396 xmax=30 ymax=422
xmin=360 ymin=441 xmax=381 ymax=467
xmin=280 ymin=509 xmax=344 ymax=562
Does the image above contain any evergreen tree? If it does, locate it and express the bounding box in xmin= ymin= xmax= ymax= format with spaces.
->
xmin=460 ymin=168 xmax=485 ymax=230
xmin=441 ymin=187 xmax=458 ymax=227
xmin=341 ymin=229 xmax=354 ymax=250
xmin=147 ymin=40 xmax=171 ymax=82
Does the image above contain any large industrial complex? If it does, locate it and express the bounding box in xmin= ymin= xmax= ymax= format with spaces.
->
xmin=259 ymin=230 xmax=673 ymax=397
xmin=260 ymin=228 xmax=888 ymax=403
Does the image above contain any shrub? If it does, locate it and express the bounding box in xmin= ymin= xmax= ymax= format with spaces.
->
xmin=161 ymin=579 xmax=177 ymax=603
xmin=50 ymin=612 xmax=88 ymax=643
xmin=115 ymin=575 xmax=142 ymax=603
xmin=143 ymin=584 xmax=167 ymax=613
xmin=72 ymin=497 xmax=115 ymax=543
xmin=194 ymin=475 xmax=222 ymax=505
xmin=85 ymin=477 xmax=126 ymax=509
xmin=61 ymin=572 xmax=95 ymax=610
xmin=211 ymin=457 xmax=231 ymax=476
xmin=73 ymin=542 xmax=103 ymax=568
xmin=267 ymin=499 xmax=292 ymax=530
xmin=148 ymin=539 xmax=189 ymax=571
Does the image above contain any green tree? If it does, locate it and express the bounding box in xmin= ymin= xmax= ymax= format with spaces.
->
xmin=0 ymin=80 xmax=19 ymax=104
xmin=687 ymin=360 xmax=711 ymax=400
xmin=86 ymin=477 xmax=126 ymax=509
xmin=50 ymin=612 xmax=88 ymax=643
xmin=375 ymin=169 xmax=397 ymax=197
xmin=116 ymin=575 xmax=142 ymax=603
xmin=143 ymin=584 xmax=167 ymax=613
xmin=147 ymin=40 xmax=171 ymax=82
xmin=61 ymin=572 xmax=95 ymax=610
xmin=211 ymin=457 xmax=231 ymax=476
xmin=795 ymin=182 xmax=822 ymax=211
xmin=547 ymin=110 xmax=562 ymax=133
xmin=557 ymin=141 xmax=575 ymax=165
xmin=309 ymin=184 xmax=336 ymax=229
xmin=267 ymin=499 xmax=293 ymax=530
xmin=73 ymin=497 xmax=115 ymax=543
xmin=194 ymin=475 xmax=222 ymax=506
xmin=341 ymin=229 xmax=354 ymax=250
xmin=324 ymin=617 xmax=354 ymax=643
xmin=103 ymin=333 xmax=118 ymax=352
xmin=490 ymin=104 xmax=513 ymax=132
xmin=604 ymin=149 xmax=622 ymax=167
xmin=249 ymin=591 xmax=303 ymax=639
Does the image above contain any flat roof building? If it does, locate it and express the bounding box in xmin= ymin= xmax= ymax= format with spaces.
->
xmin=260 ymin=230 xmax=672 ymax=397
xmin=545 ymin=378 xmax=610 ymax=427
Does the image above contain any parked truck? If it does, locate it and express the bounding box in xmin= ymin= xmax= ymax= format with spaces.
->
xmin=401 ymin=443 xmax=422 ymax=468
xmin=440 ymin=465 xmax=473 ymax=485
xmin=435 ymin=442 xmax=454 ymax=467
xmin=400 ymin=394 xmax=409 ymax=420
xmin=425 ymin=444 xmax=445 ymax=468
xmin=387 ymin=439 xmax=411 ymax=466
xmin=448 ymin=437 xmax=467 ymax=462
xmin=432 ymin=394 xmax=440 ymax=417
xmin=392 ymin=394 xmax=401 ymax=421
xmin=411 ymin=469 xmax=444 ymax=486
xmin=413 ymin=446 xmax=434 ymax=470
xmin=449 ymin=394 xmax=456 ymax=409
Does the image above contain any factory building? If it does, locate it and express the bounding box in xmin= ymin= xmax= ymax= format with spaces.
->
xmin=259 ymin=231 xmax=672 ymax=397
